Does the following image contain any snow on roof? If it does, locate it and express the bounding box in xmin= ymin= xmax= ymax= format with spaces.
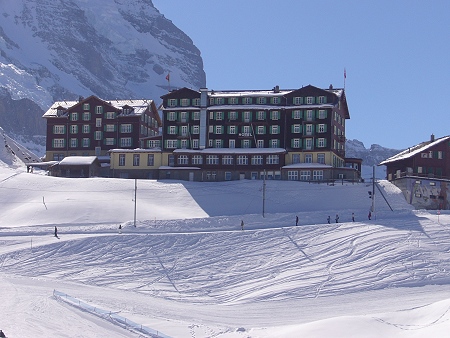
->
xmin=173 ymin=148 xmax=286 ymax=154
xmin=379 ymin=136 xmax=450 ymax=165
xmin=58 ymin=156 xmax=98 ymax=166
xmin=209 ymin=90 xmax=291 ymax=97
xmin=43 ymin=99 xmax=154 ymax=117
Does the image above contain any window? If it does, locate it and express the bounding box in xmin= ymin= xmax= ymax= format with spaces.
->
xmin=317 ymin=138 xmax=325 ymax=147
xmin=192 ymin=98 xmax=200 ymax=106
xmin=244 ymin=97 xmax=252 ymax=104
xmin=192 ymin=139 xmax=199 ymax=149
xmin=257 ymin=97 xmax=266 ymax=104
xmin=215 ymin=139 xmax=223 ymax=148
xmin=121 ymin=124 xmax=132 ymax=133
xmin=318 ymin=153 xmax=325 ymax=164
xmin=95 ymin=118 xmax=102 ymax=127
xmin=82 ymin=138 xmax=90 ymax=147
xmin=292 ymin=139 xmax=301 ymax=148
xmin=257 ymin=140 xmax=264 ymax=148
xmin=237 ymin=155 xmax=248 ymax=165
xmin=271 ymin=111 xmax=280 ymax=120
xmin=106 ymin=112 xmax=115 ymax=119
xmin=169 ymin=126 xmax=177 ymax=135
xmin=69 ymin=125 xmax=78 ymax=134
xmin=293 ymin=110 xmax=302 ymax=119
xmin=293 ymin=125 xmax=301 ymax=133
xmin=306 ymin=110 xmax=313 ymax=121
xmin=168 ymin=99 xmax=177 ymax=107
xmin=166 ymin=139 xmax=178 ymax=148
xmin=252 ymin=155 xmax=263 ymax=165
xmin=306 ymin=97 xmax=314 ymax=104
xmin=318 ymin=124 xmax=325 ymax=133
xmin=192 ymin=125 xmax=200 ymax=134
xmin=192 ymin=111 xmax=200 ymax=120
xmin=133 ymin=154 xmax=140 ymax=166
xmin=95 ymin=131 xmax=102 ymax=140
xmin=272 ymin=97 xmax=280 ymax=104
xmin=105 ymin=124 xmax=115 ymax=132
xmin=319 ymin=96 xmax=326 ymax=104
xmin=318 ymin=110 xmax=326 ymax=119
xmin=180 ymin=139 xmax=188 ymax=149
xmin=215 ymin=126 xmax=223 ymax=134
xmin=292 ymin=154 xmax=300 ymax=164
xmin=229 ymin=111 xmax=237 ymax=120
xmin=266 ymin=155 xmax=279 ymax=164
xmin=222 ymin=155 xmax=233 ymax=165
xmin=270 ymin=125 xmax=280 ymax=134
xmin=104 ymin=138 xmax=115 ymax=145
xmin=438 ymin=151 xmax=443 ymax=159
xmin=96 ymin=106 xmax=103 ymax=114
xmin=192 ymin=155 xmax=203 ymax=165
xmin=227 ymin=125 xmax=236 ymax=134
xmin=83 ymin=103 xmax=90 ymax=110
xmin=53 ymin=139 xmax=65 ymax=148
xmin=180 ymin=111 xmax=188 ymax=122
xmin=181 ymin=125 xmax=188 ymax=136
xmin=180 ymin=98 xmax=190 ymax=107
xmin=70 ymin=112 xmax=78 ymax=121
xmin=178 ymin=155 xmax=188 ymax=165
xmin=83 ymin=112 xmax=90 ymax=121
xmin=168 ymin=112 xmax=177 ymax=121
xmin=225 ymin=172 xmax=232 ymax=180
xmin=216 ymin=97 xmax=224 ymax=105
xmin=300 ymin=170 xmax=311 ymax=181
xmin=305 ymin=124 xmax=313 ymax=135
xmin=243 ymin=111 xmax=251 ymax=122
xmin=257 ymin=111 xmax=265 ymax=120
xmin=305 ymin=154 xmax=312 ymax=163
xmin=313 ymin=170 xmax=324 ymax=180
xmin=293 ymin=97 xmax=302 ymax=105
xmin=120 ymin=137 xmax=132 ymax=147
xmin=69 ymin=138 xmax=77 ymax=148
xmin=229 ymin=139 xmax=235 ymax=148
xmin=288 ymin=171 xmax=298 ymax=181
xmin=270 ymin=139 xmax=279 ymax=148
xmin=242 ymin=139 xmax=250 ymax=148
xmin=54 ymin=125 xmax=65 ymax=134
xmin=242 ymin=125 xmax=251 ymax=135
xmin=119 ymin=154 xmax=125 ymax=166
xmin=257 ymin=126 xmax=265 ymax=134
xmin=229 ymin=97 xmax=238 ymax=105
xmin=206 ymin=155 xmax=219 ymax=165
xmin=147 ymin=140 xmax=160 ymax=148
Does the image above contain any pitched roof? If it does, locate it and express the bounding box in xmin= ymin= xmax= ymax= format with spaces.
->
xmin=379 ymin=135 xmax=450 ymax=165
xmin=58 ymin=156 xmax=98 ymax=166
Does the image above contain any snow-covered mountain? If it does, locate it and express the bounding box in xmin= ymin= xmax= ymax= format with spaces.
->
xmin=346 ymin=139 xmax=401 ymax=167
xmin=0 ymin=0 xmax=206 ymax=141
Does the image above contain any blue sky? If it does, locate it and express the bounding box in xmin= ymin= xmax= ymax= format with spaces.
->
xmin=152 ymin=0 xmax=450 ymax=150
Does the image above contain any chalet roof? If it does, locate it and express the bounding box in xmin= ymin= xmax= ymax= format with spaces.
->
xmin=43 ymin=97 xmax=155 ymax=118
xmin=379 ymin=135 xmax=450 ymax=165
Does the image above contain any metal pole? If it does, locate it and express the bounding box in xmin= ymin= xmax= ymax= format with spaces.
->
xmin=263 ymin=169 xmax=266 ymax=217
xmin=134 ymin=178 xmax=137 ymax=227
xmin=371 ymin=166 xmax=375 ymax=214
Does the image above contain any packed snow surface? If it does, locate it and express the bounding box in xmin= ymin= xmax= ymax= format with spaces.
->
xmin=2 ymin=163 xmax=450 ymax=337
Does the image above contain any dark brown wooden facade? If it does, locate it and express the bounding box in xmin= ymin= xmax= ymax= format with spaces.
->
xmin=43 ymin=95 xmax=161 ymax=161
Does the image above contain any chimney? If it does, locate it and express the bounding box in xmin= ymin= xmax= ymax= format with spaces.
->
xmin=329 ymin=84 xmax=333 ymax=89
xmin=431 ymin=134 xmax=435 ymax=142
xmin=273 ymin=85 xmax=280 ymax=93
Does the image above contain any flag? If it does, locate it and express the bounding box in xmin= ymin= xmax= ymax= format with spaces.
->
xmin=165 ymin=73 xmax=170 ymax=81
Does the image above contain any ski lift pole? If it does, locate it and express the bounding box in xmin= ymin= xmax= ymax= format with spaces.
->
xmin=133 ymin=178 xmax=137 ymax=227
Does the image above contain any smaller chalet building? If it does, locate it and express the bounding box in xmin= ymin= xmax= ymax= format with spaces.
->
xmin=380 ymin=135 xmax=450 ymax=210
xmin=49 ymin=156 xmax=100 ymax=178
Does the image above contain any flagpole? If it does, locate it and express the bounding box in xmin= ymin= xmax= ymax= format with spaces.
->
xmin=166 ymin=72 xmax=171 ymax=91
xmin=344 ymin=68 xmax=346 ymax=90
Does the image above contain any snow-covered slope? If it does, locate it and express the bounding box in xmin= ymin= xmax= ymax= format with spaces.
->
xmin=0 ymin=0 xmax=205 ymax=139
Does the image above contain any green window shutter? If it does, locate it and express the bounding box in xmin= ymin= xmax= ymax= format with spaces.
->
xmin=324 ymin=125 xmax=327 ymax=132
xmin=323 ymin=96 xmax=327 ymax=104
xmin=324 ymin=138 xmax=327 ymax=147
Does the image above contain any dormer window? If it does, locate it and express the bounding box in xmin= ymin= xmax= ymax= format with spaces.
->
xmin=216 ymin=97 xmax=224 ymax=105
xmin=306 ymin=97 xmax=314 ymax=104
xmin=229 ymin=97 xmax=238 ymax=104
xmin=83 ymin=103 xmax=90 ymax=110
xmin=168 ymin=99 xmax=177 ymax=107
xmin=257 ymin=97 xmax=266 ymax=104
xmin=244 ymin=97 xmax=252 ymax=104
xmin=181 ymin=98 xmax=190 ymax=107
xmin=192 ymin=98 xmax=200 ymax=106
xmin=293 ymin=97 xmax=302 ymax=105
xmin=123 ymin=107 xmax=132 ymax=115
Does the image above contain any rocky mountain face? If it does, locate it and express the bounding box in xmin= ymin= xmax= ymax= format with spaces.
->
xmin=346 ymin=139 xmax=401 ymax=166
xmin=0 ymin=0 xmax=206 ymax=144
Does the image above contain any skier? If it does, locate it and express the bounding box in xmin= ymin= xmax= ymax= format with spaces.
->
xmin=352 ymin=212 xmax=355 ymax=222
xmin=54 ymin=226 xmax=58 ymax=238
xmin=368 ymin=211 xmax=372 ymax=220
xmin=119 ymin=224 xmax=122 ymax=234
xmin=241 ymin=220 xmax=244 ymax=230
xmin=327 ymin=215 xmax=331 ymax=224
xmin=296 ymin=215 xmax=299 ymax=226
xmin=335 ymin=214 xmax=339 ymax=223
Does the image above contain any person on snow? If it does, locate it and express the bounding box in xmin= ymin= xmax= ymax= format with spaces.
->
xmin=327 ymin=215 xmax=331 ymax=224
xmin=241 ymin=220 xmax=244 ymax=230
xmin=335 ymin=214 xmax=339 ymax=223
xmin=54 ymin=226 xmax=58 ymax=237
xmin=296 ymin=215 xmax=299 ymax=226
xmin=368 ymin=211 xmax=372 ymax=220
xmin=119 ymin=224 xmax=122 ymax=234
xmin=352 ymin=212 xmax=355 ymax=222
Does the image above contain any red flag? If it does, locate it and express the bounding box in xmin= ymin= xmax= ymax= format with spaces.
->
xmin=165 ymin=73 xmax=170 ymax=81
